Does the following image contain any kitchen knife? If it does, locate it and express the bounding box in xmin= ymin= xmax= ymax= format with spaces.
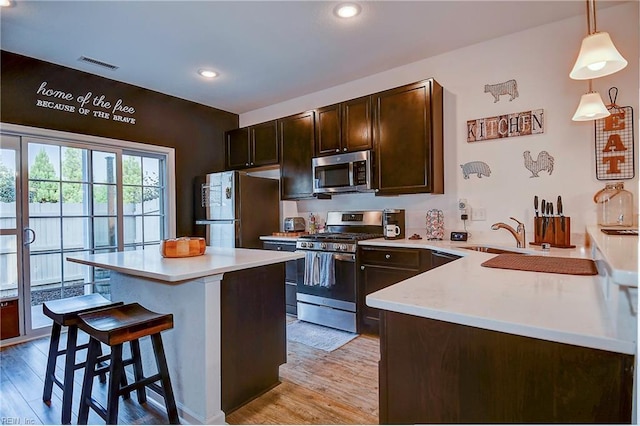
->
xmin=558 ymin=195 xmax=565 ymax=232
xmin=534 ymin=196 xmax=539 ymax=217
xmin=549 ymin=203 xmax=555 ymax=235
xmin=540 ymin=199 xmax=547 ymax=240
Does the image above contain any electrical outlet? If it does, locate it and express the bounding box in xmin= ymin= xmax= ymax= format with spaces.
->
xmin=471 ymin=207 xmax=486 ymax=221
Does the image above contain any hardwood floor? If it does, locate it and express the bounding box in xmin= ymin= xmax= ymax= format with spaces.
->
xmin=0 ymin=333 xmax=170 ymax=425
xmin=0 ymin=319 xmax=380 ymax=425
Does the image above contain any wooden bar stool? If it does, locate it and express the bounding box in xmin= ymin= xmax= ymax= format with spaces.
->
xmin=77 ymin=302 xmax=179 ymax=425
xmin=42 ymin=294 xmax=123 ymax=424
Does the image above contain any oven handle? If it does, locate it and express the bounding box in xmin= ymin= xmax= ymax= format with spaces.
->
xmin=299 ymin=250 xmax=355 ymax=263
xmin=334 ymin=253 xmax=355 ymax=262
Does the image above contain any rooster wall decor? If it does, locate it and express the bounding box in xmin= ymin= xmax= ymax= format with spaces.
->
xmin=523 ymin=150 xmax=554 ymax=177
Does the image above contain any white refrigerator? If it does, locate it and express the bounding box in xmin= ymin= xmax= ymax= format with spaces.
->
xmin=194 ymin=171 xmax=279 ymax=248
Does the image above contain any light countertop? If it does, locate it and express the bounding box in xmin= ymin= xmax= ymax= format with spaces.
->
xmin=586 ymin=226 xmax=638 ymax=286
xmin=67 ymin=247 xmax=304 ymax=282
xmin=364 ymin=234 xmax=637 ymax=355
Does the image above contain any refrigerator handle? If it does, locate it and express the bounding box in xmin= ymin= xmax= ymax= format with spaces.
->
xmin=235 ymin=220 xmax=241 ymax=247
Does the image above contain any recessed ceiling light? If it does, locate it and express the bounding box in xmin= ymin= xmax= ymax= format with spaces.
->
xmin=198 ymin=69 xmax=218 ymax=79
xmin=334 ymin=3 xmax=361 ymax=18
xmin=0 ymin=0 xmax=12 ymax=7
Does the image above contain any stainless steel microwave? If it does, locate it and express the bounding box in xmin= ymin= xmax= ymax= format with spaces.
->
xmin=312 ymin=150 xmax=373 ymax=194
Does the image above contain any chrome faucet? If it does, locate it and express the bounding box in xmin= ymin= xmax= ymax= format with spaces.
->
xmin=491 ymin=217 xmax=526 ymax=248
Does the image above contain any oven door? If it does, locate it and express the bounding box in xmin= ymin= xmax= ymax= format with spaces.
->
xmin=297 ymin=251 xmax=357 ymax=332
xmin=297 ymin=252 xmax=356 ymax=302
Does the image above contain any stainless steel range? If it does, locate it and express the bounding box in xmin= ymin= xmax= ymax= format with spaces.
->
xmin=295 ymin=211 xmax=383 ymax=333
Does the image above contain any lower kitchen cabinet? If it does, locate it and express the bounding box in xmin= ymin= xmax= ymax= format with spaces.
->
xmin=379 ymin=311 xmax=634 ymax=424
xmin=220 ymin=263 xmax=286 ymax=414
xmin=263 ymin=240 xmax=302 ymax=315
xmin=0 ymin=298 xmax=20 ymax=339
xmin=358 ymin=246 xmax=433 ymax=334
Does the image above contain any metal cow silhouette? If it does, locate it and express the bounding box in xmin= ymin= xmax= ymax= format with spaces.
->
xmin=484 ymin=79 xmax=519 ymax=103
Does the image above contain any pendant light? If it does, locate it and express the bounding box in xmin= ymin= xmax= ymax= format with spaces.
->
xmin=569 ymin=0 xmax=627 ymax=80
xmin=572 ymin=79 xmax=610 ymax=121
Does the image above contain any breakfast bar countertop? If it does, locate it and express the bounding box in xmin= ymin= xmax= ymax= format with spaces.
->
xmin=363 ymin=232 xmax=637 ymax=355
xmin=67 ymin=247 xmax=304 ymax=282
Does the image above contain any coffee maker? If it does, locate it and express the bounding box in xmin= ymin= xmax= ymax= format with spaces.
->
xmin=382 ymin=209 xmax=405 ymax=240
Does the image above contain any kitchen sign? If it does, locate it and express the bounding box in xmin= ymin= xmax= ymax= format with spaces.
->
xmin=35 ymin=81 xmax=137 ymax=125
xmin=594 ymin=88 xmax=634 ymax=180
xmin=467 ymin=109 xmax=544 ymax=142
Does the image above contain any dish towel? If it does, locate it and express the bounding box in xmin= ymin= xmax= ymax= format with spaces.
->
xmin=304 ymin=252 xmax=320 ymax=286
xmin=303 ymin=252 xmax=335 ymax=288
xmin=318 ymin=252 xmax=335 ymax=288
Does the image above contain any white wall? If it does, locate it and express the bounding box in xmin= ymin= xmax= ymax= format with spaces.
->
xmin=240 ymin=3 xmax=639 ymax=245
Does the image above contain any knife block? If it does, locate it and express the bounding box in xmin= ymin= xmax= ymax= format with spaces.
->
xmin=531 ymin=217 xmax=575 ymax=248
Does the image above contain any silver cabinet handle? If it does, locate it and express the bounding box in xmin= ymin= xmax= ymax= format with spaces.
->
xmin=24 ymin=227 xmax=36 ymax=246
xmin=343 ymin=148 xmax=348 ymax=152
xmin=360 ymin=265 xmax=365 ymax=270
xmin=385 ymin=254 xmax=391 ymax=259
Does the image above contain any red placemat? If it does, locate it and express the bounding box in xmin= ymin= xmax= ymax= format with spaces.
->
xmin=481 ymin=254 xmax=597 ymax=276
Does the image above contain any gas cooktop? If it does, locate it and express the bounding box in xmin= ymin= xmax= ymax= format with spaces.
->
xmin=298 ymin=232 xmax=384 ymax=242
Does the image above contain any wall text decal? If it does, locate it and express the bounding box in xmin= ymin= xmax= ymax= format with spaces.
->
xmin=467 ymin=109 xmax=543 ymax=142
xmin=35 ymin=81 xmax=137 ymax=125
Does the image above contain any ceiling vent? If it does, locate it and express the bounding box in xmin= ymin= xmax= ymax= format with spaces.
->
xmin=78 ymin=56 xmax=119 ymax=71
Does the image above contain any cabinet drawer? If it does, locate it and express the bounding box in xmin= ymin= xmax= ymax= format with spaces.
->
xmin=1 ymin=299 xmax=20 ymax=340
xmin=360 ymin=247 xmax=421 ymax=269
xmin=263 ymin=241 xmax=296 ymax=252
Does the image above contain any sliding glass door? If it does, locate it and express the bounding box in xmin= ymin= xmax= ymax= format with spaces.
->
xmin=0 ymin=128 xmax=169 ymax=340
xmin=0 ymin=135 xmax=23 ymax=339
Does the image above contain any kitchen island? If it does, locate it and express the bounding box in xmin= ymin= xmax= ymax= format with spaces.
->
xmin=67 ymin=247 xmax=304 ymax=425
xmin=364 ymin=228 xmax=637 ymax=424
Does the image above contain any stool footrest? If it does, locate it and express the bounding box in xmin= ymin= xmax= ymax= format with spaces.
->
xmin=52 ymin=376 xmax=64 ymax=390
xmin=93 ymin=356 xmax=135 ymax=376
xmin=85 ymin=397 xmax=108 ymax=422
xmin=118 ymin=374 xmax=161 ymax=396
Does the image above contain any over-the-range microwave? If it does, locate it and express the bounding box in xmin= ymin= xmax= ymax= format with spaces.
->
xmin=312 ymin=150 xmax=373 ymax=195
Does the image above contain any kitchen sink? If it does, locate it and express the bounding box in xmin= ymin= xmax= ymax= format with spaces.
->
xmin=457 ymin=246 xmax=525 ymax=255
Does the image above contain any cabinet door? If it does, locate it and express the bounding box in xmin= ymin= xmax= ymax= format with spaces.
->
xmin=279 ymin=111 xmax=315 ymax=200
xmin=373 ymin=79 xmax=443 ymax=195
xmin=380 ymin=312 xmax=634 ymax=424
xmin=342 ymin=95 xmax=372 ymax=152
xmin=359 ymin=264 xmax=416 ymax=333
xmin=225 ymin=128 xmax=250 ymax=170
xmin=315 ymin=104 xmax=341 ymax=156
xmin=250 ymin=120 xmax=279 ymax=167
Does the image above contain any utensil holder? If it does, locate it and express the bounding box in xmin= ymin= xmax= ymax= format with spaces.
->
xmin=530 ymin=217 xmax=575 ymax=248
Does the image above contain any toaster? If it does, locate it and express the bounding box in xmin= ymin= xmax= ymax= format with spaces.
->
xmin=284 ymin=217 xmax=306 ymax=232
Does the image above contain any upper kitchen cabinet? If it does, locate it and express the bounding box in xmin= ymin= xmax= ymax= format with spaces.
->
xmin=225 ymin=120 xmax=279 ymax=170
xmin=279 ymin=110 xmax=316 ymax=200
xmin=315 ymin=96 xmax=373 ymax=156
xmin=373 ymin=79 xmax=443 ymax=195
xmin=225 ymin=128 xmax=250 ymax=170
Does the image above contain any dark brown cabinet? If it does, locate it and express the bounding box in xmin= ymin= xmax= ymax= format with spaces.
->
xmin=379 ymin=311 xmax=634 ymax=424
xmin=225 ymin=128 xmax=250 ymax=170
xmin=279 ymin=111 xmax=315 ymax=200
xmin=225 ymin=120 xmax=279 ymax=170
xmin=315 ymin=96 xmax=372 ymax=156
xmin=358 ymin=246 xmax=432 ymax=334
xmin=373 ymin=79 xmax=443 ymax=195
xmin=1 ymin=298 xmax=19 ymax=340
xmin=221 ymin=263 xmax=286 ymax=414
xmin=263 ymin=240 xmax=303 ymax=315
